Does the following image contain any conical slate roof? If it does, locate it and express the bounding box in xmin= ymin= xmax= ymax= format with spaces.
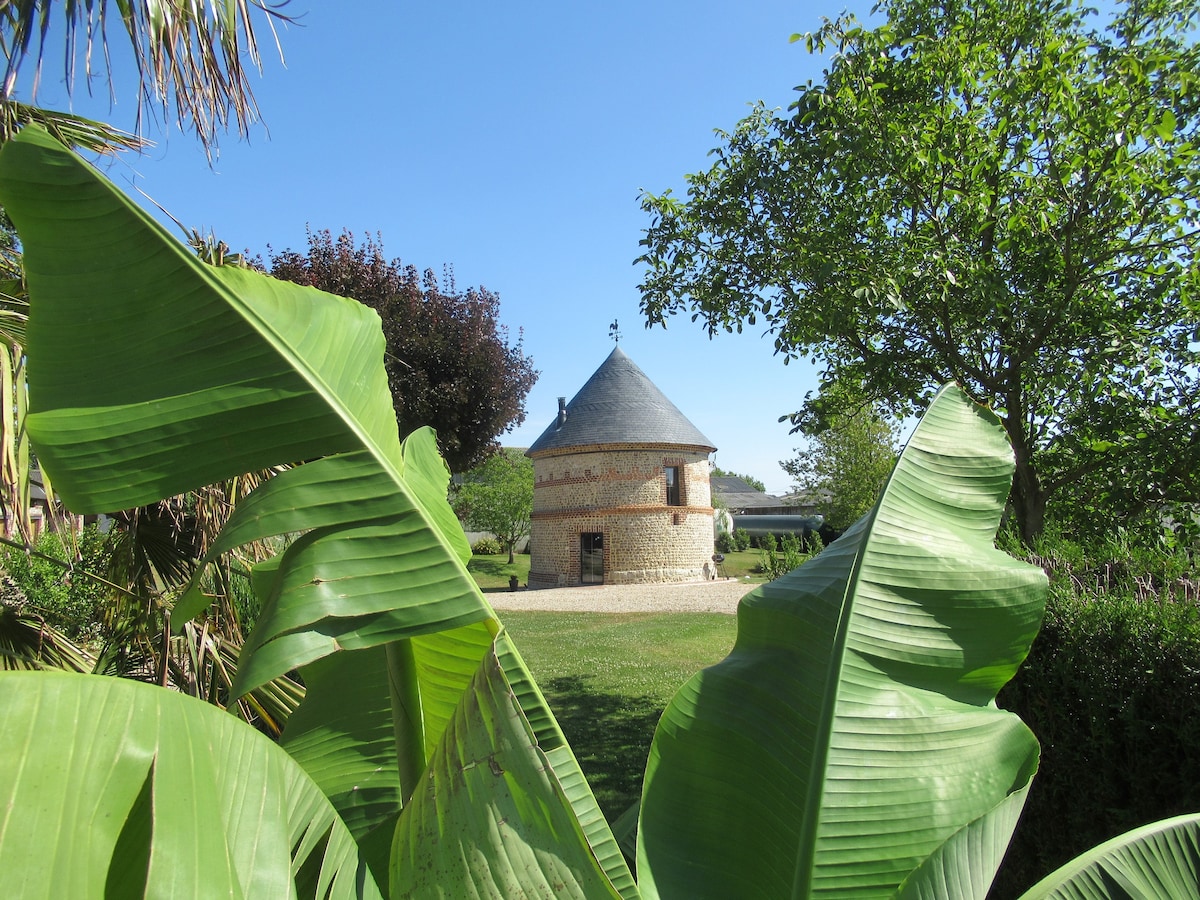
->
xmin=526 ymin=345 xmax=715 ymax=456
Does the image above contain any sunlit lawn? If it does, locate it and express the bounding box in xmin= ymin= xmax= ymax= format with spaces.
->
xmin=500 ymin=610 xmax=738 ymax=821
xmin=465 ymin=550 xmax=755 ymax=819
xmin=466 ymin=553 xmax=531 ymax=591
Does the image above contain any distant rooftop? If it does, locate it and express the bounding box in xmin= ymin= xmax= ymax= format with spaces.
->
xmin=710 ymin=476 xmax=779 ymax=512
xmin=526 ymin=345 xmax=715 ymax=456
xmin=712 ymin=476 xmax=828 ymax=515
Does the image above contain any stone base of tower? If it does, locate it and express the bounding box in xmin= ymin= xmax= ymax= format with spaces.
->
xmin=527 ymin=507 xmax=715 ymax=589
xmin=527 ymin=565 xmax=713 ymax=589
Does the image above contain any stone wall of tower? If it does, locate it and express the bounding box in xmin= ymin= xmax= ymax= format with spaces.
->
xmin=527 ymin=445 xmax=715 ymax=587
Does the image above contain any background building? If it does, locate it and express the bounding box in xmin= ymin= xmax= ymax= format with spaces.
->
xmin=525 ymin=346 xmax=716 ymax=587
xmin=710 ymin=476 xmax=826 ymax=539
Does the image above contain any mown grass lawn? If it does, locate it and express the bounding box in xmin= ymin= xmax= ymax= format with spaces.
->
xmin=466 ymin=550 xmax=757 ymax=819
xmin=499 ymin=609 xmax=738 ymax=822
xmin=466 ymin=553 xmax=532 ymax=590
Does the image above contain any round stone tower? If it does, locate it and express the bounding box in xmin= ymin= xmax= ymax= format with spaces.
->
xmin=525 ymin=346 xmax=716 ymax=587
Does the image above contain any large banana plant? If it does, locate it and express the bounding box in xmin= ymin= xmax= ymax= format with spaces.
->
xmin=0 ymin=125 xmax=634 ymax=899
xmin=0 ymin=125 xmax=1197 ymax=899
xmin=635 ymin=384 xmax=1050 ymax=898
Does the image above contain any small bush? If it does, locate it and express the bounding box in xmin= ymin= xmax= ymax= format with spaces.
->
xmin=755 ymin=533 xmax=807 ymax=580
xmin=1 ymin=526 xmax=110 ymax=642
xmin=715 ymin=531 xmax=735 ymax=554
xmin=471 ymin=537 xmax=502 ymax=555
xmin=732 ymin=528 xmax=752 ymax=552
xmin=805 ymin=530 xmax=824 ymax=555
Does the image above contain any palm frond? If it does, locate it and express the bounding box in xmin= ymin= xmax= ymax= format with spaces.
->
xmin=0 ymin=99 xmax=146 ymax=152
xmin=1 ymin=0 xmax=296 ymax=154
xmin=0 ymin=585 xmax=95 ymax=672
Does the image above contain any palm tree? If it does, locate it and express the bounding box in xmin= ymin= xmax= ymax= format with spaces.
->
xmin=1 ymin=0 xmax=295 ymax=154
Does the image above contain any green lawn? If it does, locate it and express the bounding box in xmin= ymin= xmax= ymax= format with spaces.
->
xmin=466 ymin=553 xmax=531 ymax=590
xmin=467 ymin=550 xmax=753 ymax=820
xmin=500 ymin=610 xmax=738 ymax=821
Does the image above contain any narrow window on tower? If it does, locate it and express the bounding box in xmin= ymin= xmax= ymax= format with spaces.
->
xmin=665 ymin=466 xmax=681 ymax=506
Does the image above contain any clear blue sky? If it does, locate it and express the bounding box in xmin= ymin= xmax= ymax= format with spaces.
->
xmin=18 ymin=0 xmax=874 ymax=493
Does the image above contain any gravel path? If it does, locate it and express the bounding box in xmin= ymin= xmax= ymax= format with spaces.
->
xmin=487 ymin=578 xmax=758 ymax=614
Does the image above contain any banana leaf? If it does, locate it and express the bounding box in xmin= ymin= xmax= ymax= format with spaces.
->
xmin=1019 ymin=813 xmax=1200 ymax=899
xmin=0 ymin=671 xmax=381 ymax=899
xmin=636 ymin=385 xmax=1049 ymax=899
xmin=392 ymin=631 xmax=633 ymax=898
xmin=0 ymin=125 xmax=636 ymax=898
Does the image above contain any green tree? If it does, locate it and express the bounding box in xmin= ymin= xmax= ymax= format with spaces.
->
xmin=268 ymin=230 xmax=539 ymax=472
xmin=781 ymin=399 xmax=899 ymax=532
xmin=638 ymin=0 xmax=1200 ymax=545
xmin=452 ymin=448 xmax=533 ymax=564
xmin=710 ymin=466 xmax=766 ymax=493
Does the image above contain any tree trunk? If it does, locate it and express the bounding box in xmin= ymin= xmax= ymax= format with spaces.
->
xmin=507 ymin=543 xmax=515 ymax=565
xmin=1001 ymin=412 xmax=1047 ymax=547
xmin=1010 ymin=456 xmax=1047 ymax=547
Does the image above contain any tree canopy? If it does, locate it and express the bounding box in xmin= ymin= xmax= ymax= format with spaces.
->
xmin=781 ymin=392 xmax=899 ymax=532
xmin=452 ymin=448 xmax=533 ymax=564
xmin=269 ymin=229 xmax=538 ymax=473
xmin=637 ymin=0 xmax=1200 ymax=544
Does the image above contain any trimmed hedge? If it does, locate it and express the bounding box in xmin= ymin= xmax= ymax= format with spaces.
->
xmin=993 ymin=535 xmax=1200 ymax=897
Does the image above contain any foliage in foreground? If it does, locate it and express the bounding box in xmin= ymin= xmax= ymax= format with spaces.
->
xmin=2 ymin=125 xmax=1200 ymax=899
xmin=0 ymin=125 xmax=629 ymax=898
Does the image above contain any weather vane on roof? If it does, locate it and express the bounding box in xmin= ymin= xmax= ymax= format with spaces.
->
xmin=609 ymin=319 xmax=621 ymax=343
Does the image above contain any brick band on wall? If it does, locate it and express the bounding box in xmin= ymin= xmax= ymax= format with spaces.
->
xmin=528 ymin=447 xmax=716 ymax=588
